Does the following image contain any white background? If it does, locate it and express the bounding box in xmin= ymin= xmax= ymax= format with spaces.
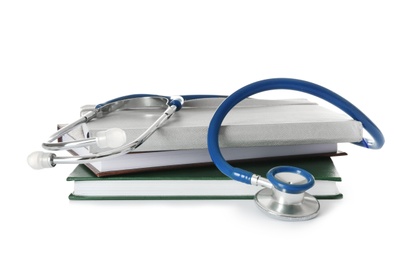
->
xmin=1 ymin=1 xmax=410 ymax=259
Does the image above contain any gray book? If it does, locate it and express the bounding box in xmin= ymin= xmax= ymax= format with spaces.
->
xmin=83 ymin=97 xmax=362 ymax=153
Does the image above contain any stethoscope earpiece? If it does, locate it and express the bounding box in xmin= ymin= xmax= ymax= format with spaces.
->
xmin=254 ymin=166 xmax=320 ymax=221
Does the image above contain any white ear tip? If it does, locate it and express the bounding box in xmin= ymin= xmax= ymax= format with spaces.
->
xmin=27 ymin=151 xmax=55 ymax=169
xmin=96 ymin=128 xmax=127 ymax=149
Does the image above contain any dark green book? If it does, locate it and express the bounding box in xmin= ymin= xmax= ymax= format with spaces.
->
xmin=67 ymin=157 xmax=343 ymax=200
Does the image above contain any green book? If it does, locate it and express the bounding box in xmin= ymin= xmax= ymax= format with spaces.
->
xmin=67 ymin=157 xmax=343 ymax=200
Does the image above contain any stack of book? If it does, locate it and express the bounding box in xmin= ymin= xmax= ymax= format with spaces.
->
xmin=63 ymin=97 xmax=363 ymax=200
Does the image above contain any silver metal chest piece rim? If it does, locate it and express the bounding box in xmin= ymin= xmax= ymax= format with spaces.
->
xmin=254 ymin=188 xmax=320 ymax=221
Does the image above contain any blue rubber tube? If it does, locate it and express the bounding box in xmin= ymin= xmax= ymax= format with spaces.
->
xmin=96 ymin=94 xmax=226 ymax=110
xmin=207 ymin=78 xmax=385 ymax=185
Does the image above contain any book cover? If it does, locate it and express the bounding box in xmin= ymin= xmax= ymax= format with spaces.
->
xmin=84 ymin=98 xmax=363 ymax=153
xmin=67 ymin=157 xmax=343 ymax=200
xmin=61 ymin=123 xmax=345 ymax=177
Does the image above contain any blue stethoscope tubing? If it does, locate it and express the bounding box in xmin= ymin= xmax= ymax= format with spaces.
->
xmin=28 ymin=93 xmax=227 ymax=169
xmin=96 ymin=94 xmax=227 ymax=110
xmin=207 ymin=78 xmax=385 ymax=185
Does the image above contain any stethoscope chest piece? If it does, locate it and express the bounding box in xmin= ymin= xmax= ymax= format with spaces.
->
xmin=254 ymin=166 xmax=320 ymax=221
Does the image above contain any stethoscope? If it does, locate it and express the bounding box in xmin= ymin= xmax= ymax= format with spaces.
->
xmin=27 ymin=94 xmax=223 ymax=169
xmin=28 ymin=78 xmax=385 ymax=221
xmin=207 ymin=78 xmax=384 ymax=220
